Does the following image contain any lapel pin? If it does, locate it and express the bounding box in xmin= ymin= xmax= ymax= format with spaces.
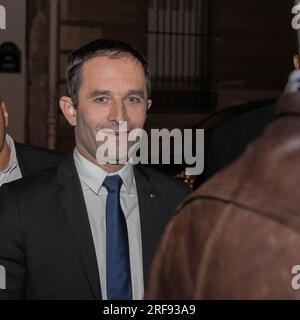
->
xmin=149 ymin=193 xmax=156 ymax=198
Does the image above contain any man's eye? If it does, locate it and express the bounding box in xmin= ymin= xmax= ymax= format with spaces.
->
xmin=128 ymin=96 xmax=141 ymax=103
xmin=95 ymin=97 xmax=108 ymax=103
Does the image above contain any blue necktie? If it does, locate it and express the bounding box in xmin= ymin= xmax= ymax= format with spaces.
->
xmin=103 ymin=175 xmax=132 ymax=300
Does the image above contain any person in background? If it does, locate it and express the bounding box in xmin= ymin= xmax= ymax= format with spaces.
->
xmin=0 ymin=97 xmax=64 ymax=187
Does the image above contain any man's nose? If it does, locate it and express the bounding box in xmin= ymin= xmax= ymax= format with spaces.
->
xmin=108 ymin=100 xmax=128 ymax=122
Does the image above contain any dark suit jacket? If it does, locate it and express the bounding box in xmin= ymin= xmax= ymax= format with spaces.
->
xmin=14 ymin=142 xmax=65 ymax=177
xmin=0 ymin=154 xmax=190 ymax=299
xmin=205 ymin=103 xmax=276 ymax=180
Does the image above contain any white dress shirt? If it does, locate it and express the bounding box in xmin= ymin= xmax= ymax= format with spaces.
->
xmin=74 ymin=148 xmax=144 ymax=300
xmin=0 ymin=134 xmax=22 ymax=187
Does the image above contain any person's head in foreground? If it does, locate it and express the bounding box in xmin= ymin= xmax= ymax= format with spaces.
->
xmin=146 ymin=69 xmax=300 ymax=299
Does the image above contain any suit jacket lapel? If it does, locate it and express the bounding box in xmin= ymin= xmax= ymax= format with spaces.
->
xmin=57 ymin=154 xmax=101 ymax=299
xmin=134 ymin=166 xmax=163 ymax=283
xmin=56 ymin=159 xmax=168 ymax=295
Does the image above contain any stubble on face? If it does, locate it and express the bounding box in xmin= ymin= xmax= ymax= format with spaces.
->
xmin=74 ymin=54 xmax=149 ymax=171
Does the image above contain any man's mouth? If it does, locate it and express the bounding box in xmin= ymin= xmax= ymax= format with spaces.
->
xmin=115 ymin=131 xmax=129 ymax=136
xmin=100 ymin=129 xmax=129 ymax=136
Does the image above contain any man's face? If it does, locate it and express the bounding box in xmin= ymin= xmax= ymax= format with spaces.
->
xmin=67 ymin=55 xmax=151 ymax=165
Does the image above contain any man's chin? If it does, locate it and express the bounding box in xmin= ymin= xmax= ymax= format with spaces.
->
xmin=95 ymin=136 xmax=139 ymax=166
xmin=95 ymin=150 xmax=130 ymax=166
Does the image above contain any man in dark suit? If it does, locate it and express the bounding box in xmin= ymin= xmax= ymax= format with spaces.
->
xmin=0 ymin=97 xmax=64 ymax=186
xmin=0 ymin=39 xmax=190 ymax=299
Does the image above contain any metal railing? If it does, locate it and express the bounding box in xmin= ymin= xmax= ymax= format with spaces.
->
xmin=147 ymin=0 xmax=216 ymax=112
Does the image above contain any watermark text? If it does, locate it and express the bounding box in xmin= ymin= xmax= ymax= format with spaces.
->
xmin=0 ymin=5 xmax=6 ymax=30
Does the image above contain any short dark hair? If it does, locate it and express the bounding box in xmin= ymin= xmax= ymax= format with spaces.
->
xmin=65 ymin=39 xmax=151 ymax=107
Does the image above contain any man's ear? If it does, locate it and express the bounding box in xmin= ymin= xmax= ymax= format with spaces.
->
xmin=1 ymin=102 xmax=9 ymax=127
xmin=59 ymin=96 xmax=77 ymax=126
xmin=147 ymin=99 xmax=152 ymax=111
xmin=293 ymin=54 xmax=300 ymax=69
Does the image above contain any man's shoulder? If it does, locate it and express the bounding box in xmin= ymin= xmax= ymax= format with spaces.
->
xmin=15 ymin=142 xmax=65 ymax=176
xmin=136 ymin=165 xmax=191 ymax=195
xmin=15 ymin=143 xmax=64 ymax=161
xmin=1 ymin=164 xmax=59 ymax=196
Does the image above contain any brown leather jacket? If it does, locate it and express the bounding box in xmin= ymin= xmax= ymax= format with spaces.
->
xmin=146 ymin=93 xmax=300 ymax=299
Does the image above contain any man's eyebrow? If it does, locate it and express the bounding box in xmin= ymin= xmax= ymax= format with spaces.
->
xmin=86 ymin=89 xmax=146 ymax=99
xmin=126 ymin=90 xmax=146 ymax=98
xmin=87 ymin=90 xmax=112 ymax=99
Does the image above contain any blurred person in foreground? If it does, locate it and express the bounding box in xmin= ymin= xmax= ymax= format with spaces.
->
xmin=146 ymin=69 xmax=300 ymax=299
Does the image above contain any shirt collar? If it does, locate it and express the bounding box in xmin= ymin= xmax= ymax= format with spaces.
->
xmin=73 ymin=148 xmax=134 ymax=195
xmin=1 ymin=134 xmax=18 ymax=174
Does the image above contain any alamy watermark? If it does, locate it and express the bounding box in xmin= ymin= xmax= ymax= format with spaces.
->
xmin=0 ymin=5 xmax=6 ymax=30
xmin=292 ymin=2 xmax=300 ymax=30
xmin=291 ymin=265 xmax=300 ymax=290
xmin=0 ymin=265 xmax=5 ymax=290
xmin=95 ymin=122 xmax=204 ymax=175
